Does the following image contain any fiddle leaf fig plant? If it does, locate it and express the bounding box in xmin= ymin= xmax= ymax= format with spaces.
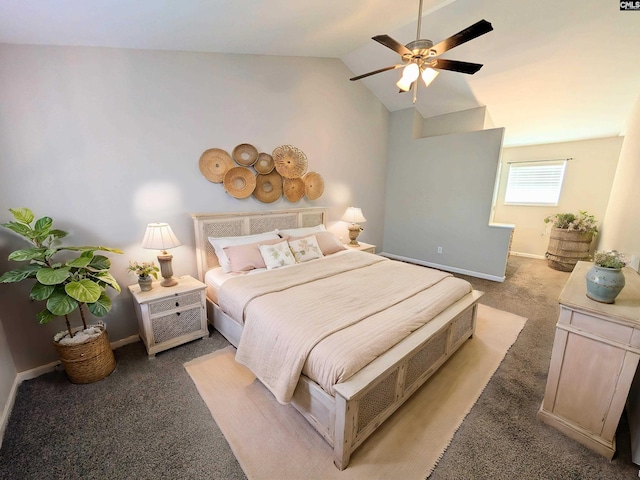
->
xmin=0 ymin=207 xmax=123 ymax=340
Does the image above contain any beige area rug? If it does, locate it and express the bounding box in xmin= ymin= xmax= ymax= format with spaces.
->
xmin=185 ymin=305 xmax=526 ymax=480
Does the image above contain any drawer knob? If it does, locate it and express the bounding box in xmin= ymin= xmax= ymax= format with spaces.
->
xmin=175 ymin=301 xmax=179 ymax=307
xmin=176 ymin=312 xmax=181 ymax=316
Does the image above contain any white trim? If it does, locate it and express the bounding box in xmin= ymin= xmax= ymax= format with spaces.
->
xmin=510 ymin=251 xmax=546 ymax=260
xmin=0 ymin=375 xmax=20 ymax=450
xmin=380 ymin=252 xmax=506 ymax=282
xmin=110 ymin=334 xmax=140 ymax=350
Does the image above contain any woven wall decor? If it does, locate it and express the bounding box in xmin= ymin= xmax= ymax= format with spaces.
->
xmin=199 ymin=144 xmax=322 ymax=202
xmin=199 ymin=148 xmax=234 ymax=183
xmin=232 ymin=143 xmax=259 ymax=166
xmin=253 ymin=171 xmax=283 ymax=203
xmin=273 ymin=145 xmax=308 ymax=179
xmin=303 ymin=172 xmax=324 ymax=201
xmin=254 ymin=152 xmax=275 ymax=174
xmin=223 ymin=167 xmax=257 ymax=199
xmin=283 ymin=177 xmax=305 ymax=202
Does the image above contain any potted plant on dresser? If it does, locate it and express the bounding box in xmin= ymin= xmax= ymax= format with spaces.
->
xmin=543 ymin=210 xmax=598 ymax=272
xmin=0 ymin=208 xmax=123 ymax=383
xmin=586 ymin=250 xmax=627 ymax=304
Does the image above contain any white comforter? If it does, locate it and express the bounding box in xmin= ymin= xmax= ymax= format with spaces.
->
xmin=218 ymin=251 xmax=472 ymax=404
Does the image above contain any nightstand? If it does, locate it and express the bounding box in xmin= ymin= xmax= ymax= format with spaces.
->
xmin=128 ymin=275 xmax=208 ymax=357
xmin=347 ymin=242 xmax=376 ymax=254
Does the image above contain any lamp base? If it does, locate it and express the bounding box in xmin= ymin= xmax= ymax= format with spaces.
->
xmin=160 ymin=277 xmax=178 ymax=287
xmin=157 ymin=253 xmax=178 ymax=288
xmin=347 ymin=224 xmax=362 ymax=246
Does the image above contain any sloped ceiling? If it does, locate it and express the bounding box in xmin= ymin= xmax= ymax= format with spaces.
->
xmin=1 ymin=0 xmax=638 ymax=146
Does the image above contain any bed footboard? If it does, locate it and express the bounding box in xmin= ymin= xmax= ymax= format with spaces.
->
xmin=331 ymin=290 xmax=483 ymax=470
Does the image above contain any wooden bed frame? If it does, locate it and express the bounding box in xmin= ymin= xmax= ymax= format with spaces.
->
xmin=191 ymin=208 xmax=483 ymax=470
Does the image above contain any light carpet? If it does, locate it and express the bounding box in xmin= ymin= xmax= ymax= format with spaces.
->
xmin=185 ymin=305 xmax=526 ymax=480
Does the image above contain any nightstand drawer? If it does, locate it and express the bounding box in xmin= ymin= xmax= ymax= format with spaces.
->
xmin=149 ymin=292 xmax=202 ymax=315
xmin=151 ymin=306 xmax=204 ymax=344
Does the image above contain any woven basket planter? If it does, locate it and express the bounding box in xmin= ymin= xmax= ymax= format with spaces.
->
xmin=54 ymin=325 xmax=116 ymax=384
xmin=545 ymin=228 xmax=594 ymax=272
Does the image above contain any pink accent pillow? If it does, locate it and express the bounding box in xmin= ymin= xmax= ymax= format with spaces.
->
xmin=223 ymin=238 xmax=285 ymax=273
xmin=288 ymin=231 xmax=346 ymax=256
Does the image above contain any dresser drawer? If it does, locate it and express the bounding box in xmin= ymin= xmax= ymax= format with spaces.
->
xmin=149 ymin=291 xmax=202 ymax=316
xmin=151 ymin=306 xmax=204 ymax=344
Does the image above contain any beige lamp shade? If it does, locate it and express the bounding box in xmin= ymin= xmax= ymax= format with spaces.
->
xmin=341 ymin=207 xmax=366 ymax=224
xmin=141 ymin=223 xmax=181 ymax=287
xmin=141 ymin=223 xmax=182 ymax=252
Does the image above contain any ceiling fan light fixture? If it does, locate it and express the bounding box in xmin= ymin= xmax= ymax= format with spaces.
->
xmin=421 ymin=67 xmax=439 ymax=87
xmin=396 ymin=77 xmax=413 ymax=92
xmin=401 ymin=62 xmax=420 ymax=83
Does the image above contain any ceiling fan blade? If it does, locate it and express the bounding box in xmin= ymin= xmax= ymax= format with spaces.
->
xmin=432 ymin=59 xmax=483 ymax=75
xmin=372 ymin=35 xmax=413 ymax=57
xmin=350 ymin=64 xmax=403 ymax=82
xmin=430 ymin=19 xmax=493 ymax=56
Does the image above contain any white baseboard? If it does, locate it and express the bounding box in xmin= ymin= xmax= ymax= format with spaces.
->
xmin=0 ymin=335 xmax=141 ymax=448
xmin=0 ymin=375 xmax=21 ymax=450
xmin=380 ymin=252 xmax=506 ymax=282
xmin=110 ymin=334 xmax=140 ymax=350
xmin=510 ymin=251 xmax=546 ymax=260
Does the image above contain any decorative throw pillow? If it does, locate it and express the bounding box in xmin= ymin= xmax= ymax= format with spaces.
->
xmin=208 ymin=231 xmax=280 ymax=273
xmin=223 ymin=238 xmax=284 ymax=273
xmin=259 ymin=240 xmax=296 ymax=270
xmin=288 ymin=231 xmax=346 ymax=256
xmin=289 ymin=235 xmax=324 ymax=263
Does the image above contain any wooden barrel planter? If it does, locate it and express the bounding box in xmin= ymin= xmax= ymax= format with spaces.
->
xmin=545 ymin=228 xmax=594 ymax=272
xmin=53 ymin=325 xmax=116 ymax=384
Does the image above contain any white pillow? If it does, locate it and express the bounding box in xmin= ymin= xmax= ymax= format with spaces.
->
xmin=277 ymin=224 xmax=326 ymax=237
xmin=209 ymin=231 xmax=280 ymax=273
xmin=259 ymin=240 xmax=296 ymax=270
xmin=289 ymin=235 xmax=324 ymax=263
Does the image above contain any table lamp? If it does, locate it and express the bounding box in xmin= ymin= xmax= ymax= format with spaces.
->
xmin=141 ymin=223 xmax=182 ymax=287
xmin=341 ymin=207 xmax=366 ymax=246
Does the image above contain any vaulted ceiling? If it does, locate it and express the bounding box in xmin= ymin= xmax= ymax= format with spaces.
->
xmin=1 ymin=0 xmax=638 ymax=146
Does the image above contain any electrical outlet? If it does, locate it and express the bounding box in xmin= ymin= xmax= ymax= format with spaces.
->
xmin=437 ymin=246 xmax=443 ymax=254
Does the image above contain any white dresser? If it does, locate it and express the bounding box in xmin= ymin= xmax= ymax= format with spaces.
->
xmin=538 ymin=261 xmax=640 ymax=459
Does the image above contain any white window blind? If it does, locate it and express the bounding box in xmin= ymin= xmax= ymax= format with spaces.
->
xmin=504 ymin=160 xmax=567 ymax=206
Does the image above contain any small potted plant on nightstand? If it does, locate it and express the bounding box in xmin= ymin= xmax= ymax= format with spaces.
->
xmin=0 ymin=207 xmax=123 ymax=383
xmin=127 ymin=260 xmax=159 ymax=292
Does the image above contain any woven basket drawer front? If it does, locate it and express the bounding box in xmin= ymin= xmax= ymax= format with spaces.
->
xmin=151 ymin=307 xmax=202 ymax=344
xmin=404 ymin=330 xmax=447 ymax=391
xmin=451 ymin=308 xmax=473 ymax=345
xmin=149 ymin=292 xmax=202 ymax=316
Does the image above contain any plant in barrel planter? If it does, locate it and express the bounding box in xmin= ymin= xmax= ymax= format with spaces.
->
xmin=127 ymin=260 xmax=159 ymax=292
xmin=586 ymin=250 xmax=627 ymax=304
xmin=543 ymin=211 xmax=598 ymax=272
xmin=0 ymin=208 xmax=122 ymax=383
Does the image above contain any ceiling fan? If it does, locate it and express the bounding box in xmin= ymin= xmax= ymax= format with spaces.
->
xmin=350 ymin=0 xmax=493 ymax=102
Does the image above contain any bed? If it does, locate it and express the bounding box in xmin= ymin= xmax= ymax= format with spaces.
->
xmin=191 ymin=208 xmax=483 ymax=469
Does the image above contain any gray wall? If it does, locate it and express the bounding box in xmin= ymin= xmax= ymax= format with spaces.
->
xmin=0 ymin=44 xmax=389 ymax=372
xmin=600 ymin=94 xmax=640 ymax=266
xmin=382 ymin=108 xmax=512 ymax=280
xmin=0 ymin=316 xmax=17 ymax=447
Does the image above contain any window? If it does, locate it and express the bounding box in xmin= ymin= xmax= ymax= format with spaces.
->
xmin=504 ymin=160 xmax=567 ymax=206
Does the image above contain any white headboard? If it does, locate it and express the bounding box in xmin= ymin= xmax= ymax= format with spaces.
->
xmin=190 ymin=208 xmax=328 ymax=281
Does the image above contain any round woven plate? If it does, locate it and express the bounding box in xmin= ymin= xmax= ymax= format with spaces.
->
xmin=283 ymin=177 xmax=305 ymax=202
xmin=223 ymin=167 xmax=257 ymax=199
xmin=253 ymin=171 xmax=283 ymax=203
xmin=272 ymin=145 xmax=308 ymax=179
xmin=254 ymin=152 xmax=275 ymax=174
xmin=232 ymin=143 xmax=259 ymax=166
xmin=303 ymin=172 xmax=324 ymax=200
xmin=198 ymin=148 xmax=234 ymax=183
